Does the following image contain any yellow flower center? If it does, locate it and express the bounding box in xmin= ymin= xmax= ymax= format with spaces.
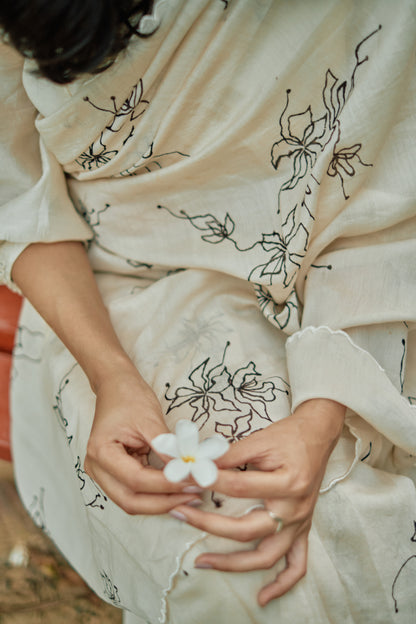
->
xmin=182 ymin=455 xmax=196 ymax=463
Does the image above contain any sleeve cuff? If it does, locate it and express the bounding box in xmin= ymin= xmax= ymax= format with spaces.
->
xmin=286 ymin=326 xmax=416 ymax=490
xmin=0 ymin=241 xmax=30 ymax=294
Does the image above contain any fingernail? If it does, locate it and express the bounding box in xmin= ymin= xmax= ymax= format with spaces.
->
xmin=182 ymin=486 xmax=203 ymax=494
xmin=187 ymin=499 xmax=202 ymax=507
xmin=195 ymin=562 xmax=213 ymax=569
xmin=169 ymin=510 xmax=187 ymax=522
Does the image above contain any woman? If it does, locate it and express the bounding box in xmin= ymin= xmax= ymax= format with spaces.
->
xmin=1 ymin=1 xmax=415 ymax=622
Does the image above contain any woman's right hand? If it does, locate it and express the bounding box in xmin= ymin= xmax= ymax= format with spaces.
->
xmin=12 ymin=242 xmax=200 ymax=515
xmin=84 ymin=364 xmax=201 ymax=515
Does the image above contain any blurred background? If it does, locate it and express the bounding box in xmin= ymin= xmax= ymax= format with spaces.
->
xmin=0 ymin=456 xmax=122 ymax=623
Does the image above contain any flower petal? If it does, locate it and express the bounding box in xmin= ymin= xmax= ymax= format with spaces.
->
xmin=197 ymin=435 xmax=229 ymax=460
xmin=191 ymin=458 xmax=218 ymax=488
xmin=164 ymin=458 xmax=191 ymax=483
xmin=175 ymin=419 xmax=199 ymax=456
xmin=152 ymin=433 xmax=179 ymax=457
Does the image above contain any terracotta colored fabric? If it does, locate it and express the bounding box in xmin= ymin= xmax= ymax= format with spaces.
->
xmin=0 ymin=287 xmax=22 ymax=353
xmin=0 ymin=351 xmax=12 ymax=461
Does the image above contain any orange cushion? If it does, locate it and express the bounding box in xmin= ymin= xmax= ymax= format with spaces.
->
xmin=0 ymin=351 xmax=12 ymax=461
xmin=0 ymin=286 xmax=22 ymax=353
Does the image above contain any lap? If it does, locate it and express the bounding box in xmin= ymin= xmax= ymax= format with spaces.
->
xmin=10 ymin=270 xmax=416 ymax=623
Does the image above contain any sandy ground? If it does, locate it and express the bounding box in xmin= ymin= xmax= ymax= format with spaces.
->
xmin=0 ymin=460 xmax=122 ymax=624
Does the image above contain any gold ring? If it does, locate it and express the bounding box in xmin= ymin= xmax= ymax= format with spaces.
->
xmin=267 ymin=510 xmax=284 ymax=533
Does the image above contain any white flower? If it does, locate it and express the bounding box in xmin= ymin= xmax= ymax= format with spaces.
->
xmin=152 ymin=420 xmax=229 ymax=488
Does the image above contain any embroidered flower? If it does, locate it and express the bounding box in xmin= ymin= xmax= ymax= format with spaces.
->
xmin=248 ymin=210 xmax=309 ymax=287
xmin=164 ymin=353 xmax=235 ymax=424
xmin=152 ymin=420 xmax=229 ymax=487
xmin=327 ymin=143 xmax=372 ymax=199
xmin=271 ymin=90 xmax=329 ymax=191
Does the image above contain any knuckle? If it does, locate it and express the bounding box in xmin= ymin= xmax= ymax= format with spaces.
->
xmin=291 ymin=473 xmax=311 ymax=497
xmin=238 ymin=527 xmax=254 ymax=543
xmin=229 ymin=478 xmax=248 ymax=498
xmin=296 ymin=562 xmax=308 ymax=580
xmin=121 ymin=500 xmax=138 ymax=515
xmin=263 ymin=552 xmax=278 ymax=569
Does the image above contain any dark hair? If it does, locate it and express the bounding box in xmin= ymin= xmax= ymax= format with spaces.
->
xmin=0 ymin=0 xmax=154 ymax=84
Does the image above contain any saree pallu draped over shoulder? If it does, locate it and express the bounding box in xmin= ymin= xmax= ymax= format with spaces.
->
xmin=1 ymin=0 xmax=416 ymax=622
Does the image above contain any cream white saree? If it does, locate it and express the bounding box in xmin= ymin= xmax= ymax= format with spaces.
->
xmin=1 ymin=1 xmax=416 ymax=622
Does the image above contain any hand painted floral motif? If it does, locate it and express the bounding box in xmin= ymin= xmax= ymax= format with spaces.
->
xmin=272 ymin=27 xmax=381 ymax=201
xmin=100 ymin=571 xmax=121 ymax=606
xmin=157 ymin=28 xmax=381 ymax=315
xmin=271 ymin=96 xmax=328 ymax=192
xmin=230 ymin=362 xmax=285 ymax=420
xmin=53 ymin=363 xmax=78 ymax=446
xmin=248 ymin=209 xmax=309 ymax=287
xmin=164 ymin=345 xmax=235 ymax=427
xmin=76 ymin=78 xmax=149 ymax=171
xmin=75 ymin=456 xmax=108 ymax=511
xmin=392 ymin=523 xmax=416 ymax=613
xmin=75 ymin=199 xmax=153 ymax=272
xmin=214 ymin=412 xmax=260 ymax=443
xmin=254 ymin=284 xmax=299 ymax=333
xmin=117 ymin=142 xmax=190 ymax=177
xmin=75 ymin=133 xmax=118 ymax=171
xmin=157 ymin=205 xmax=240 ymax=247
xmin=164 ymin=342 xmax=289 ymax=430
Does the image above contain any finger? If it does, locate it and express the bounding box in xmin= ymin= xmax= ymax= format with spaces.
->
xmin=84 ymin=462 xmax=201 ymax=515
xmin=86 ymin=442 xmax=197 ymax=493
xmin=213 ymin=467 xmax=290 ymax=500
xmin=216 ymin=433 xmax=265 ymax=470
xmin=258 ymin=533 xmax=308 ymax=605
xmin=195 ymin=531 xmax=293 ymax=572
xmin=170 ymin=506 xmax=281 ymax=542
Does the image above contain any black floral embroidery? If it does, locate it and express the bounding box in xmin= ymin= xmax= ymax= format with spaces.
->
xmin=77 ymin=201 xmax=110 ymax=228
xmin=117 ymin=141 xmax=190 ymax=177
xmin=254 ymin=285 xmax=299 ymax=331
xmin=272 ymin=26 xmax=381 ymax=201
xmin=76 ymin=78 xmax=149 ymax=171
xmin=400 ymin=338 xmax=406 ymax=394
xmin=85 ymin=79 xmax=149 ymax=131
xmin=248 ymin=208 xmax=309 ymax=287
xmin=215 ymin=411 xmax=261 ymax=443
xmin=327 ymin=142 xmax=372 ymax=200
xmin=75 ymin=456 xmax=108 ymax=511
xmin=271 ymin=93 xmax=328 ymax=192
xmin=392 ymin=522 xmax=416 ymax=613
xmin=165 ymin=342 xmax=289 ymax=429
xmin=76 ymin=199 xmax=153 ymax=272
xmin=165 ymin=343 xmax=235 ymax=427
xmin=157 ymin=205 xmax=245 ymax=248
xmin=100 ymin=571 xmax=121 ymax=605
xmin=157 ymin=29 xmax=381 ymax=299
xmin=53 ymin=364 xmax=78 ymax=445
xmin=75 ymin=133 xmax=118 ymax=171
xmin=230 ymin=362 xmax=285 ymax=420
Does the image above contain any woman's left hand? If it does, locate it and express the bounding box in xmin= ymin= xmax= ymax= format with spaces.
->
xmin=169 ymin=398 xmax=346 ymax=606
